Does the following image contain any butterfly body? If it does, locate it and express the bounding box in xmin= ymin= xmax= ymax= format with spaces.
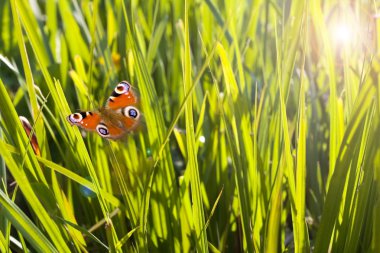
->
xmin=67 ymin=81 xmax=141 ymax=139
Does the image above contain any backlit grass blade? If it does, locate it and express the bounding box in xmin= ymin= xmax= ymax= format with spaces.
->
xmin=0 ymin=232 xmax=5 ymax=252
xmin=183 ymin=0 xmax=208 ymax=251
xmin=341 ymin=63 xmax=378 ymax=251
xmin=0 ymin=80 xmax=71 ymax=251
xmin=0 ymin=190 xmax=57 ymax=252
xmin=9 ymin=0 xmax=48 ymax=184
xmin=35 ymin=156 xmax=122 ymax=208
xmin=310 ymin=0 xmax=342 ymax=190
xmin=294 ymin=6 xmax=309 ymax=252
xmin=216 ymin=42 xmax=253 ymax=252
xmin=264 ymin=155 xmax=284 ymax=253
xmin=373 ymin=140 xmax=380 ymax=252
xmin=121 ymin=1 xmax=179 ymax=251
xmin=314 ymin=81 xmax=376 ymax=252
xmin=57 ymin=0 xmax=90 ymax=63
xmin=13 ymin=0 xmax=118 ymax=245
xmin=55 ymin=216 xmax=108 ymax=251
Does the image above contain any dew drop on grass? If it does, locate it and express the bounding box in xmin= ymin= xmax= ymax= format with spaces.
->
xmin=146 ymin=148 xmax=152 ymax=157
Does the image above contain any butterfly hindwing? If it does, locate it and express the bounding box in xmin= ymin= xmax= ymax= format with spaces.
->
xmin=121 ymin=106 xmax=141 ymax=130
xmin=94 ymin=122 xmax=123 ymax=139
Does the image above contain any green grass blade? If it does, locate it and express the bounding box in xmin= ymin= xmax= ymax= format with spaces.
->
xmin=216 ymin=42 xmax=253 ymax=252
xmin=0 ymin=230 xmax=7 ymax=252
xmin=0 ymin=190 xmax=57 ymax=252
xmin=55 ymin=216 xmax=108 ymax=251
xmin=183 ymin=0 xmax=208 ymax=251
xmin=314 ymin=81 xmax=376 ymax=252
xmin=294 ymin=6 xmax=309 ymax=252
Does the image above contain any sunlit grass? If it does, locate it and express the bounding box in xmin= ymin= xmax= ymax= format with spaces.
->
xmin=0 ymin=0 xmax=379 ymax=252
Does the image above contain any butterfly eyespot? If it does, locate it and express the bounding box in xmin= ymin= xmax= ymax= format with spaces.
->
xmin=96 ymin=124 xmax=110 ymax=137
xmin=114 ymin=81 xmax=131 ymax=95
xmin=68 ymin=113 xmax=83 ymax=123
xmin=123 ymin=106 xmax=139 ymax=119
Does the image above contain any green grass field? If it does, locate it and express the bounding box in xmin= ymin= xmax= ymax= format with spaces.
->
xmin=0 ymin=0 xmax=379 ymax=252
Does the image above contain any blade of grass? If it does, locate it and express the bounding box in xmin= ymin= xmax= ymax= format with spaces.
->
xmin=294 ymin=4 xmax=309 ymax=252
xmin=0 ymin=230 xmax=6 ymax=252
xmin=344 ymin=108 xmax=378 ymax=250
xmin=0 ymin=190 xmax=57 ymax=252
xmin=0 ymin=77 xmax=71 ymax=251
xmin=55 ymin=216 xmax=109 ymax=251
xmin=10 ymin=0 xmax=48 ymax=185
xmin=183 ymin=0 xmax=208 ymax=251
xmin=314 ymin=81 xmax=375 ymax=252
xmin=216 ymin=42 xmax=254 ymax=252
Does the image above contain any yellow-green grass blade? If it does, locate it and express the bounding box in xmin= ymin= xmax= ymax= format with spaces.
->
xmin=0 ymin=142 xmax=70 ymax=251
xmin=55 ymin=216 xmax=108 ymax=251
xmin=146 ymin=16 xmax=168 ymax=72
xmin=310 ymin=0 xmax=342 ymax=190
xmin=294 ymin=5 xmax=309 ymax=252
xmin=9 ymin=0 xmax=48 ymax=185
xmin=271 ymin=18 xmax=295 ymax=253
xmin=314 ymin=81 xmax=376 ymax=252
xmin=332 ymin=101 xmax=373 ymax=252
xmin=0 ymin=76 xmax=76 ymax=252
xmin=35 ymin=156 xmax=122 ymax=208
xmin=121 ymin=2 xmax=179 ymax=251
xmin=13 ymin=0 xmax=117 ymax=243
xmin=0 ymin=190 xmax=57 ymax=252
xmin=115 ymin=226 xmax=140 ymax=250
xmin=14 ymin=0 xmax=51 ymax=66
xmin=216 ymin=42 xmax=253 ymax=252
xmin=0 ymin=229 xmax=6 ymax=252
xmin=373 ymin=141 xmax=380 ymax=253
xmin=264 ymin=160 xmax=284 ymax=253
xmin=342 ymin=100 xmax=379 ymax=251
xmin=107 ymin=142 xmax=138 ymax=226
xmin=57 ymin=0 xmax=90 ymax=63
xmin=281 ymin=0 xmax=307 ymax=97
xmin=183 ymin=0 xmax=208 ymax=251
xmin=9 ymin=2 xmax=121 ymax=245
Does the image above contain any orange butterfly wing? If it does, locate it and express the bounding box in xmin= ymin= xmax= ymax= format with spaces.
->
xmin=121 ymin=106 xmax=141 ymax=131
xmin=106 ymin=81 xmax=138 ymax=110
xmin=67 ymin=81 xmax=141 ymax=139
xmin=105 ymin=81 xmax=141 ymax=133
xmin=67 ymin=112 xmax=101 ymax=131
xmin=67 ymin=112 xmax=124 ymax=139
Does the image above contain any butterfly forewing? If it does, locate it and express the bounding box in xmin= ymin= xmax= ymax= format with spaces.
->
xmin=105 ymin=81 xmax=139 ymax=110
xmin=67 ymin=112 xmax=101 ymax=131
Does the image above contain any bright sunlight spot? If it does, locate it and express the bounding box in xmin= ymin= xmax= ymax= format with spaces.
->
xmin=328 ymin=7 xmax=360 ymax=50
xmin=332 ymin=23 xmax=352 ymax=45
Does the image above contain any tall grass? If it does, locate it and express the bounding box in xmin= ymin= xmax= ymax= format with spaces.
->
xmin=0 ymin=0 xmax=379 ymax=252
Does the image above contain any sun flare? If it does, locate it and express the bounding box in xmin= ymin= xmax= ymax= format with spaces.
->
xmin=328 ymin=7 xmax=360 ymax=50
xmin=332 ymin=23 xmax=352 ymax=45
